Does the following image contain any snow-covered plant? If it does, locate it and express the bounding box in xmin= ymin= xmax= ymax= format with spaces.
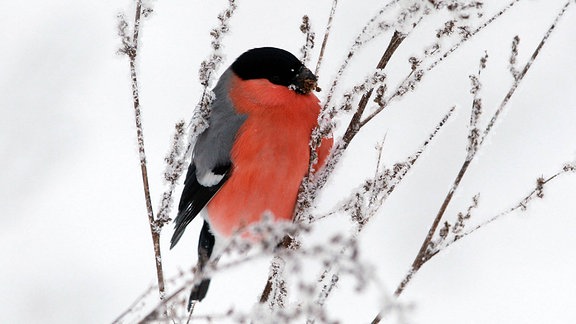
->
xmin=115 ymin=0 xmax=576 ymax=323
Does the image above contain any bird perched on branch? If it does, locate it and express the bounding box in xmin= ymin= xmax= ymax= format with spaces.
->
xmin=170 ymin=47 xmax=332 ymax=308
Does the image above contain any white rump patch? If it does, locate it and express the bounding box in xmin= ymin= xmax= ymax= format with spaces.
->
xmin=197 ymin=170 xmax=225 ymax=187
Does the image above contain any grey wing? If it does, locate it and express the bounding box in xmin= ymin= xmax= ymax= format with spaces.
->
xmin=170 ymin=69 xmax=247 ymax=248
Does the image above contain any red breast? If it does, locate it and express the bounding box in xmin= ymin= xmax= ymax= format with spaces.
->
xmin=206 ymin=75 xmax=322 ymax=238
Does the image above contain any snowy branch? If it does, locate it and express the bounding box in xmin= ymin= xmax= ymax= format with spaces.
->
xmin=117 ymin=0 xmax=167 ymax=306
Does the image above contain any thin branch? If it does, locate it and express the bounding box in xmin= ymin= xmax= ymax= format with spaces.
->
xmin=322 ymin=0 xmax=401 ymax=110
xmin=430 ymin=164 xmax=575 ymax=261
xmin=390 ymin=0 xmax=573 ymax=302
xmin=299 ymin=15 xmax=315 ymax=65
xmin=342 ymin=30 xmax=406 ymax=145
xmin=425 ymin=0 xmax=522 ymax=73
xmin=314 ymin=0 xmax=338 ymax=76
xmin=480 ymin=0 xmax=572 ymax=146
xmin=157 ymin=121 xmax=186 ymax=225
xmin=120 ymin=0 xmax=167 ymax=302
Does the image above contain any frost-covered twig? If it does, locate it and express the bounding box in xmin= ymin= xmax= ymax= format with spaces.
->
xmin=509 ymin=35 xmax=520 ymax=80
xmin=467 ymin=50 xmax=487 ymax=160
xmin=341 ymin=30 xmax=405 ymax=145
xmin=294 ymin=30 xmax=406 ymax=226
xmin=425 ymin=0 xmax=520 ymax=73
xmin=186 ymin=0 xmax=238 ymax=157
xmin=321 ymin=0 xmax=401 ymax=110
xmin=116 ymin=0 xmax=240 ymax=321
xmin=480 ymin=0 xmax=571 ymax=146
xmin=159 ymin=2 xmax=238 ymax=234
xmin=317 ymin=106 xmax=455 ymax=225
xmin=299 ymin=15 xmax=315 ymax=66
xmin=314 ymin=0 xmax=338 ymax=76
xmin=430 ymin=161 xmax=576 ymax=261
xmin=157 ymin=121 xmax=186 ymax=226
xmin=391 ymin=0 xmax=573 ymax=304
xmin=118 ymin=0 xmax=166 ymax=303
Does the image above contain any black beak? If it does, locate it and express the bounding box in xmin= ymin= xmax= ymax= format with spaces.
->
xmin=292 ymin=66 xmax=318 ymax=94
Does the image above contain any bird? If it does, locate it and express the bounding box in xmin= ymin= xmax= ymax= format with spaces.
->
xmin=170 ymin=47 xmax=333 ymax=307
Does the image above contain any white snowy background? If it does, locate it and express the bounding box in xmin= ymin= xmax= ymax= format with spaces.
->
xmin=1 ymin=0 xmax=575 ymax=323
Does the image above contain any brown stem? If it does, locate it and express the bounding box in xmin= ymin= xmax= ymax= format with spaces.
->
xmin=395 ymin=159 xmax=472 ymax=298
xmin=480 ymin=0 xmax=571 ymax=146
xmin=314 ymin=0 xmax=338 ymax=76
xmin=259 ymin=280 xmax=273 ymax=304
xmin=342 ymin=30 xmax=405 ymax=146
xmin=258 ymin=235 xmax=294 ymax=304
xmin=128 ymin=0 xmax=166 ymax=301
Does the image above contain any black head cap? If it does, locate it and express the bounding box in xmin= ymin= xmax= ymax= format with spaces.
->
xmin=231 ymin=47 xmax=317 ymax=94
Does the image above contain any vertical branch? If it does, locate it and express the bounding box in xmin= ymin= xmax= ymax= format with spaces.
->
xmin=157 ymin=121 xmax=186 ymax=225
xmin=314 ymin=0 xmax=338 ymax=76
xmin=299 ymin=15 xmax=316 ymax=65
xmin=120 ymin=0 xmax=166 ymax=301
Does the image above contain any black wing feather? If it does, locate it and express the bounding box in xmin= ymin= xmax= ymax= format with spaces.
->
xmin=170 ymin=163 xmax=231 ymax=249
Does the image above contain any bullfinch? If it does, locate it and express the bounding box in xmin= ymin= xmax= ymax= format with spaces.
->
xmin=170 ymin=47 xmax=332 ymax=306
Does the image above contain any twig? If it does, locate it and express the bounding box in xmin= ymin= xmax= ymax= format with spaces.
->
xmin=157 ymin=121 xmax=186 ymax=226
xmin=120 ymin=0 xmax=167 ymax=302
xmin=341 ymin=30 xmax=405 ymax=146
xmin=322 ymin=0 xmax=401 ymax=110
xmin=299 ymin=15 xmax=315 ymax=65
xmin=111 ymin=284 xmax=158 ymax=323
xmin=314 ymin=0 xmax=338 ymax=76
xmin=425 ymin=0 xmax=522 ymax=73
xmin=480 ymin=0 xmax=572 ymax=146
xmin=392 ymin=0 xmax=573 ymax=301
xmin=434 ymin=166 xmax=575 ymax=256
xmin=258 ymin=236 xmax=294 ymax=304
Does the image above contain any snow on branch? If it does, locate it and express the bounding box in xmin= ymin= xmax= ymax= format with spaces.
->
xmin=430 ymin=161 xmax=576 ymax=258
xmin=299 ymin=15 xmax=316 ymax=65
xmin=117 ymin=0 xmax=167 ymax=307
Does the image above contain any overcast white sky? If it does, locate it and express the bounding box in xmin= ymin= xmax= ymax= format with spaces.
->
xmin=1 ymin=1 xmax=575 ymax=323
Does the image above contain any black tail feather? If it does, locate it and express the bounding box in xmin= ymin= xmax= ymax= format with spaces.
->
xmin=188 ymin=221 xmax=216 ymax=308
xmin=188 ymin=279 xmax=212 ymax=310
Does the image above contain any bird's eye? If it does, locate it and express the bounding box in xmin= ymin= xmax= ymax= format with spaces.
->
xmin=290 ymin=68 xmax=295 ymax=72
